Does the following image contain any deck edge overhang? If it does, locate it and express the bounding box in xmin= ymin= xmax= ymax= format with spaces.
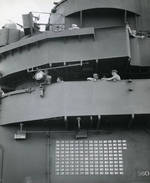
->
xmin=55 ymin=0 xmax=141 ymax=16
xmin=1 ymin=79 xmax=150 ymax=125
xmin=0 ymin=27 xmax=95 ymax=55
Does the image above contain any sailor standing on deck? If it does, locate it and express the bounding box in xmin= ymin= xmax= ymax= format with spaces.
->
xmin=44 ymin=69 xmax=52 ymax=85
xmin=87 ymin=73 xmax=99 ymax=81
xmin=102 ymin=70 xmax=121 ymax=82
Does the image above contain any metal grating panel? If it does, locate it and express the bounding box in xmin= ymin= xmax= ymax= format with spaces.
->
xmin=55 ymin=139 xmax=127 ymax=176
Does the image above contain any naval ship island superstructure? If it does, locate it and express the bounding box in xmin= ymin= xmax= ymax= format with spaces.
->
xmin=0 ymin=0 xmax=150 ymax=183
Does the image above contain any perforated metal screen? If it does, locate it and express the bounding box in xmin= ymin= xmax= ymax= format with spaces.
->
xmin=55 ymin=139 xmax=127 ymax=176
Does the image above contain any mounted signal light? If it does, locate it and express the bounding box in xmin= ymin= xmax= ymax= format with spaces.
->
xmin=34 ymin=70 xmax=45 ymax=81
